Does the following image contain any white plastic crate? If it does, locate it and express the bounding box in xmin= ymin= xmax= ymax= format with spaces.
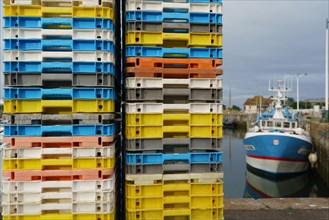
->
xmin=3 ymin=29 xmax=114 ymax=41
xmin=3 ymin=144 xmax=116 ymax=159
xmin=126 ymin=0 xmax=222 ymax=13
xmin=4 ymin=0 xmax=114 ymax=6
xmin=126 ymin=78 xmax=222 ymax=89
xmin=4 ymin=51 xmax=115 ymax=62
xmin=2 ymin=201 xmax=114 ymax=215
xmin=2 ymin=190 xmax=115 ymax=204
xmin=2 ymin=178 xmax=116 ymax=194
xmin=126 ymin=103 xmax=223 ymax=113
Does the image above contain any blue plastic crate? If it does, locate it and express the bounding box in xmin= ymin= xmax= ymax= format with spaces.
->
xmin=4 ymin=88 xmax=116 ymax=100
xmin=4 ymin=61 xmax=115 ymax=73
xmin=4 ymin=39 xmax=115 ymax=51
xmin=4 ymin=17 xmax=114 ymax=29
xmin=126 ymin=46 xmax=222 ymax=58
xmin=4 ymin=123 xmax=118 ymax=136
xmin=126 ymin=152 xmax=223 ymax=164
xmin=126 ymin=11 xmax=222 ymax=24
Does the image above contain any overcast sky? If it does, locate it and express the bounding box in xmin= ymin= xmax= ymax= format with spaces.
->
xmin=0 ymin=1 xmax=328 ymax=107
xmin=223 ymin=0 xmax=329 ymax=107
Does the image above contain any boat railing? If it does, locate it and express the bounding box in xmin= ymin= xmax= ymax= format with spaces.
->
xmin=259 ymin=119 xmax=298 ymax=131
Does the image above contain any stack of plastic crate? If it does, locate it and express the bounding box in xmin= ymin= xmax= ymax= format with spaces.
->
xmin=2 ymin=0 xmax=119 ymax=219
xmin=125 ymin=0 xmax=224 ymax=219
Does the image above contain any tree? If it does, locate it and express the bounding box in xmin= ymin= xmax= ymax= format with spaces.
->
xmin=286 ymin=97 xmax=295 ymax=108
xmin=232 ymin=105 xmax=241 ymax=111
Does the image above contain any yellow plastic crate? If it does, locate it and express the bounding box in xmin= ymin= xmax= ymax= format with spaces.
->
xmin=126 ymin=208 xmax=224 ymax=220
xmin=126 ymin=180 xmax=223 ymax=210
xmin=4 ymin=100 xmax=115 ymax=114
xmin=3 ymin=157 xmax=115 ymax=170
xmin=2 ymin=211 xmax=116 ymax=220
xmin=4 ymin=5 xmax=114 ymax=19
xmin=126 ymin=31 xmax=222 ymax=47
xmin=126 ymin=113 xmax=223 ymax=126
xmin=126 ymin=125 xmax=223 ymax=138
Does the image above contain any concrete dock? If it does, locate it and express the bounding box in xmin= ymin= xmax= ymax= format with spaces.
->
xmin=225 ymin=198 xmax=329 ymax=220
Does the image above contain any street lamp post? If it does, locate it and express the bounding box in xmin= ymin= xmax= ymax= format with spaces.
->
xmin=296 ymin=73 xmax=307 ymax=112
xmin=325 ymin=19 xmax=329 ymax=122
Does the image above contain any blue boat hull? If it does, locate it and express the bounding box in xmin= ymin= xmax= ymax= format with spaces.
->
xmin=243 ymin=132 xmax=312 ymax=174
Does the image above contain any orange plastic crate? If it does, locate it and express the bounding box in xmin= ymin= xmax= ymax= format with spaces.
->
xmin=126 ymin=57 xmax=222 ymax=68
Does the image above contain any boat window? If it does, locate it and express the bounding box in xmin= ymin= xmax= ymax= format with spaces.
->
xmin=284 ymin=122 xmax=290 ymax=128
xmin=292 ymin=123 xmax=296 ymax=128
xmin=268 ymin=121 xmax=273 ymax=127
xmin=275 ymin=122 xmax=282 ymax=128
xmin=262 ymin=121 xmax=266 ymax=127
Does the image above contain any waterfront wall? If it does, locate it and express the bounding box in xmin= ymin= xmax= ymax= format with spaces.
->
xmin=309 ymin=121 xmax=329 ymax=187
xmin=223 ymin=111 xmax=257 ymax=128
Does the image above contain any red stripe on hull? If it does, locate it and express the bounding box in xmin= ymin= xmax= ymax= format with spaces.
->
xmin=246 ymin=154 xmax=306 ymax=162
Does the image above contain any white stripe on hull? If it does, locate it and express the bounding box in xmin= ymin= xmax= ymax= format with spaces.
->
xmin=246 ymin=155 xmax=309 ymax=174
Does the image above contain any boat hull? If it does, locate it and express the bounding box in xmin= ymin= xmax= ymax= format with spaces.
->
xmin=243 ymin=132 xmax=312 ymax=174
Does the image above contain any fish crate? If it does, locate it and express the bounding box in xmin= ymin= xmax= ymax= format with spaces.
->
xmin=4 ymin=39 xmax=114 ymax=51
xmin=126 ymin=46 xmax=222 ymax=58
xmin=126 ymin=208 xmax=224 ymax=220
xmin=4 ymin=16 xmax=114 ymax=29
xmin=4 ymin=51 xmax=115 ymax=63
xmin=126 ymin=66 xmax=222 ymax=78
xmin=125 ymin=152 xmax=222 ymax=165
xmin=2 ymin=177 xmax=116 ymax=193
xmin=126 ymin=124 xmax=222 ymax=138
xmin=2 ymin=157 xmax=116 ymax=170
xmin=127 ymin=21 xmax=222 ymax=33
xmin=126 ymin=78 xmax=222 ymax=102
xmin=126 ymin=103 xmax=222 ymax=114
xmin=3 ymin=113 xmax=116 ymax=125
xmin=126 ymin=0 xmax=222 ymax=13
xmin=126 ymin=113 xmax=222 ymax=127
xmin=126 ymin=138 xmax=223 ymax=152
xmin=4 ymin=122 xmax=119 ymax=135
xmin=126 ymin=32 xmax=222 ymax=47
xmin=126 ymin=57 xmax=222 ymax=68
xmin=4 ymin=88 xmax=116 ymax=100
xmin=126 ymin=11 xmax=222 ymax=24
xmin=126 ymin=173 xmax=223 ymax=184
xmin=4 ymin=61 xmax=115 ymax=73
xmin=2 ymin=189 xmax=115 ymax=204
xmin=3 ymin=135 xmax=118 ymax=148
xmin=3 ymin=5 xmax=114 ymax=19
xmin=4 ymin=72 xmax=116 ymax=87
xmin=3 ymin=123 xmax=118 ymax=136
xmin=3 ymin=143 xmax=116 ymax=159
xmin=2 ymin=211 xmax=116 ymax=220
xmin=3 ymin=0 xmax=115 ymax=7
xmin=125 ymin=173 xmax=224 ymax=220
xmin=3 ymin=168 xmax=115 ymax=181
xmin=3 ymin=28 xmax=114 ymax=41
xmin=126 ymin=162 xmax=223 ymax=175
xmin=4 ymin=99 xmax=115 ymax=113
xmin=2 ymin=201 xmax=115 ymax=215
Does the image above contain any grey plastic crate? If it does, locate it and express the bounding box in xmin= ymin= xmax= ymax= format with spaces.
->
xmin=4 ymin=73 xmax=115 ymax=87
xmin=127 ymin=21 xmax=222 ymax=34
xmin=126 ymin=163 xmax=223 ymax=175
xmin=126 ymin=88 xmax=222 ymax=102
xmin=3 ymin=113 xmax=116 ymax=125
xmin=126 ymin=138 xmax=223 ymax=151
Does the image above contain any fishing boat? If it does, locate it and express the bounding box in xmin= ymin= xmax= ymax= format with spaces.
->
xmin=243 ymin=79 xmax=313 ymax=174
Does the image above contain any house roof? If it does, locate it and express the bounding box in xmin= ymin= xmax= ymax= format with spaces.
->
xmin=244 ymin=96 xmax=272 ymax=106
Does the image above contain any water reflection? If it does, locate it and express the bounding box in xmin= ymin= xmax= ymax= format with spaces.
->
xmin=244 ymin=167 xmax=312 ymax=199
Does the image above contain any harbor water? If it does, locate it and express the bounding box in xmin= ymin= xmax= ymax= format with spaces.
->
xmin=223 ymin=128 xmax=329 ymax=198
